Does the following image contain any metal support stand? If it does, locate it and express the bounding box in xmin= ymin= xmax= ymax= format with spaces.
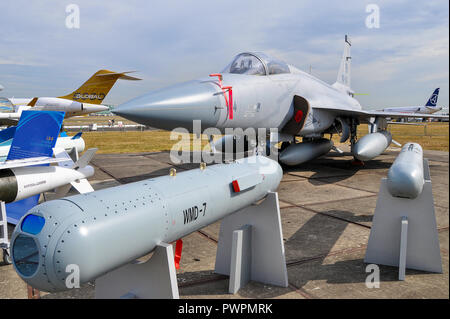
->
xmin=365 ymin=159 xmax=442 ymax=277
xmin=398 ymin=217 xmax=408 ymax=280
xmin=0 ymin=201 xmax=11 ymax=264
xmin=95 ymin=242 xmax=179 ymax=299
xmin=215 ymin=192 xmax=288 ymax=294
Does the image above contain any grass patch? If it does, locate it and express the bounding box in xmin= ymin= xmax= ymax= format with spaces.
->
xmin=80 ymin=123 xmax=449 ymax=154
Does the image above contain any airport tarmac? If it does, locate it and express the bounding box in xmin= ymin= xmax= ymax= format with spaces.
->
xmin=1 ymin=147 xmax=448 ymax=299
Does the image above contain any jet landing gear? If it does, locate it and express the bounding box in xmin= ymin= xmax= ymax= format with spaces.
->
xmin=349 ymin=119 xmax=364 ymax=166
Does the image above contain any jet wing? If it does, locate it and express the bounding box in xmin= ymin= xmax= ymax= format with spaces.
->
xmin=315 ymin=107 xmax=449 ymax=123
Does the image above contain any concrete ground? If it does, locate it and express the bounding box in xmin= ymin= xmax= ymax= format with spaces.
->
xmin=1 ymin=147 xmax=448 ymax=299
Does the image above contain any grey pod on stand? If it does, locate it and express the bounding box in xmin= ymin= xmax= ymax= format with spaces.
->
xmin=11 ymin=156 xmax=282 ymax=292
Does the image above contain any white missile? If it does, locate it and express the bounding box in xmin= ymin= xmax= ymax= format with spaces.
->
xmin=387 ymin=143 xmax=424 ymax=199
xmin=0 ymin=148 xmax=96 ymax=203
xmin=353 ymin=131 xmax=392 ymax=161
xmin=10 ymin=155 xmax=282 ymax=292
xmin=279 ymin=139 xmax=333 ymax=166
xmin=0 ymin=135 xmax=85 ymax=161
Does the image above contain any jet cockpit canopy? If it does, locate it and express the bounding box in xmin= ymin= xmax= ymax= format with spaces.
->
xmin=221 ymin=52 xmax=290 ymax=76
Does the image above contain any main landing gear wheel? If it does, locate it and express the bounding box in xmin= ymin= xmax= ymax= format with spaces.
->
xmin=3 ymin=249 xmax=12 ymax=264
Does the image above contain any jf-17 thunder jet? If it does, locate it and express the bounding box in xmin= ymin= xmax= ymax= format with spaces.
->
xmin=115 ymin=35 xmax=448 ymax=165
xmin=0 ymin=70 xmax=141 ymax=126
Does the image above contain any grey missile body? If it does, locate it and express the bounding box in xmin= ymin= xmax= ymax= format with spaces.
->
xmin=387 ymin=143 xmax=424 ymax=199
xmin=279 ymin=139 xmax=333 ymax=166
xmin=11 ymin=156 xmax=282 ymax=292
xmin=353 ymin=130 xmax=392 ymax=161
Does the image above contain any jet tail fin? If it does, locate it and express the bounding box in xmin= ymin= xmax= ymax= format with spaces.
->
xmin=425 ymin=88 xmax=440 ymax=107
xmin=58 ymin=70 xmax=141 ymax=105
xmin=332 ymin=35 xmax=353 ymax=96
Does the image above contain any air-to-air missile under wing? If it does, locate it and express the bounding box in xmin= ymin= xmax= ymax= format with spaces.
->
xmin=114 ymin=36 xmax=448 ymax=165
xmin=387 ymin=143 xmax=425 ymax=199
xmin=11 ymin=155 xmax=282 ymax=292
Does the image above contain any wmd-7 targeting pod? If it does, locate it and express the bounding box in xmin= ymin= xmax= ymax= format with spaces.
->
xmin=10 ymin=156 xmax=282 ymax=292
xmin=387 ymin=143 xmax=424 ymax=199
xmin=353 ymin=130 xmax=392 ymax=161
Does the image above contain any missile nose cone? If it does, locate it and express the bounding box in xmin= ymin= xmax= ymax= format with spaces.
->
xmin=114 ymin=80 xmax=222 ymax=131
xmin=353 ymin=142 xmax=372 ymax=161
xmin=353 ymin=131 xmax=392 ymax=161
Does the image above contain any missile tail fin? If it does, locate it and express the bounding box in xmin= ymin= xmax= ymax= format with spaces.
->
xmin=5 ymin=195 xmax=40 ymax=225
xmin=72 ymin=148 xmax=97 ymax=169
xmin=70 ymin=178 xmax=94 ymax=194
xmin=6 ymin=111 xmax=64 ymax=161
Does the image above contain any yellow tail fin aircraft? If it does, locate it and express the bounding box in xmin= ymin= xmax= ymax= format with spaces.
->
xmin=1 ymin=70 xmax=141 ymax=125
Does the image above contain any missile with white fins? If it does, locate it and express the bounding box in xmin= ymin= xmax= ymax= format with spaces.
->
xmin=10 ymin=155 xmax=282 ymax=292
xmin=387 ymin=142 xmax=424 ymax=199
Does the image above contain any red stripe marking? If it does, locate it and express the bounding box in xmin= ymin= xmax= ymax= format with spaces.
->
xmin=174 ymin=239 xmax=183 ymax=269
xmin=232 ymin=180 xmax=240 ymax=192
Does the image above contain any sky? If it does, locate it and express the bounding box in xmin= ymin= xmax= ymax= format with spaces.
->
xmin=0 ymin=0 xmax=448 ymax=110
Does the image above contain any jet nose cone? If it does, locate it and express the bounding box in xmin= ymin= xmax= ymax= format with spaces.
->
xmin=114 ymin=80 xmax=222 ymax=131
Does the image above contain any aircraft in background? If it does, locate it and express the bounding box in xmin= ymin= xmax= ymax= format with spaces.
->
xmin=115 ymin=35 xmax=448 ymax=166
xmin=0 ymin=69 xmax=141 ymax=126
xmin=0 ymin=111 xmax=96 ymax=226
xmin=380 ymin=88 xmax=442 ymax=114
xmin=0 ymin=84 xmax=4 ymax=91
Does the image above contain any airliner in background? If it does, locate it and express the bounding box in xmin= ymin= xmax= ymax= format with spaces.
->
xmin=0 ymin=69 xmax=141 ymax=126
xmin=380 ymin=88 xmax=442 ymax=115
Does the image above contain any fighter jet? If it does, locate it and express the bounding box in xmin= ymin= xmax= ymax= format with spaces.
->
xmin=115 ymin=36 xmax=448 ymax=165
xmin=1 ymin=70 xmax=141 ymax=126
xmin=380 ymin=88 xmax=442 ymax=115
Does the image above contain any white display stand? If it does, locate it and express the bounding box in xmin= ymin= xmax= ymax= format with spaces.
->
xmin=0 ymin=201 xmax=11 ymax=264
xmin=95 ymin=242 xmax=179 ymax=299
xmin=365 ymin=159 xmax=443 ymax=279
xmin=215 ymin=192 xmax=289 ymax=293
